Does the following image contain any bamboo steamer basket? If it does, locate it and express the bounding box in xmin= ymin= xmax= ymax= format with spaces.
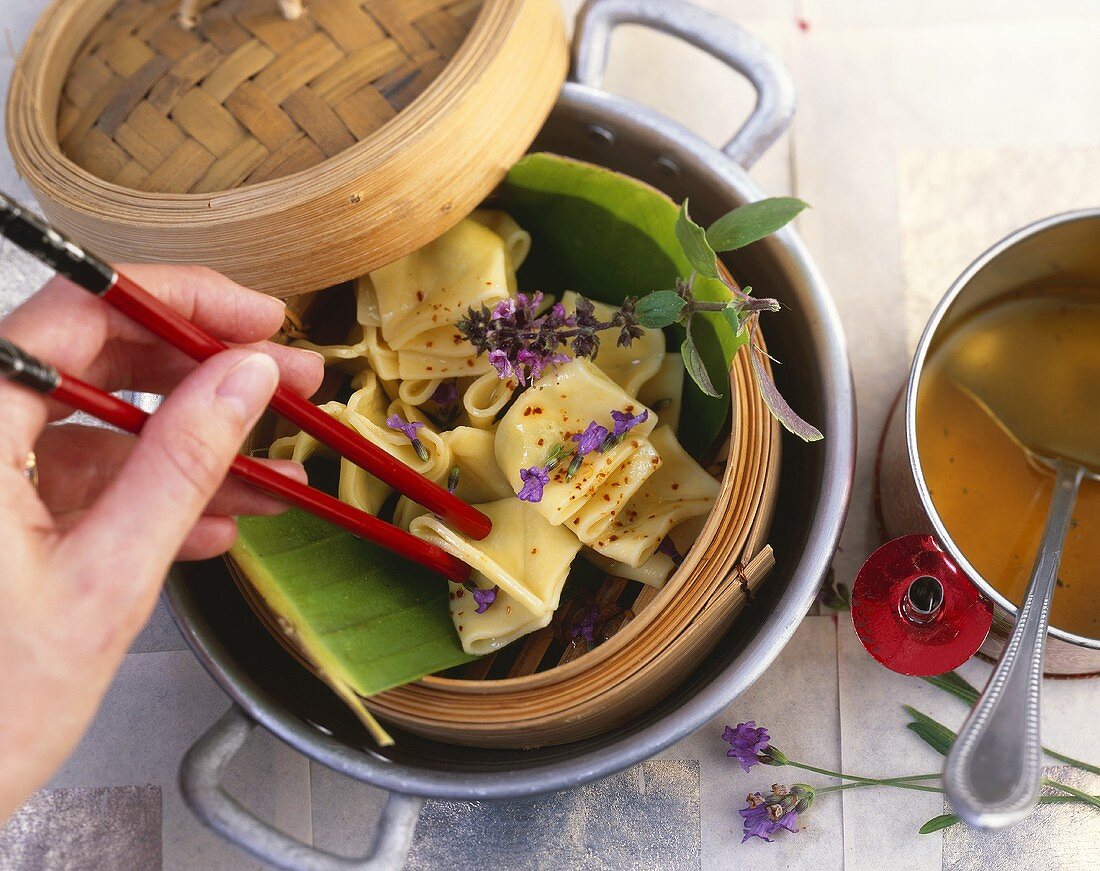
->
xmin=7 ymin=0 xmax=567 ymax=295
xmin=235 ymin=254 xmax=781 ymax=748
xmin=7 ymin=0 xmax=781 ymax=748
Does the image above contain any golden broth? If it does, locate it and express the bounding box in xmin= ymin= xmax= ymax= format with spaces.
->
xmin=916 ymin=285 xmax=1100 ymax=638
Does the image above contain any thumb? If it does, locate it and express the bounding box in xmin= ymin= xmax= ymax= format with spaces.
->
xmin=65 ymin=349 xmax=279 ymax=585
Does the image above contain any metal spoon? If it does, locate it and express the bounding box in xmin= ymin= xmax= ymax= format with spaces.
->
xmin=943 ymin=384 xmax=1098 ymax=827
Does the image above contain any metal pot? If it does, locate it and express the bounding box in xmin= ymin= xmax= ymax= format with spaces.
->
xmin=166 ymin=2 xmax=855 ymax=867
xmin=874 ymin=208 xmax=1100 ymax=676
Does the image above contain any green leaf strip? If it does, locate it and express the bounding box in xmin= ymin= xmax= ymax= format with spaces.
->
xmin=923 ymin=672 xmax=1100 ymax=776
xmin=903 ymin=706 xmax=956 ymax=757
xmin=918 ymin=813 xmax=960 ymax=834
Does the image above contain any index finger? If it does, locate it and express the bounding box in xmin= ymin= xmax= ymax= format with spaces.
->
xmin=0 ymin=265 xmax=287 ymax=468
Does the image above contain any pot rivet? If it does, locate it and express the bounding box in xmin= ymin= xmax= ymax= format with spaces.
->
xmin=587 ymin=125 xmax=616 ymax=145
xmin=655 ymin=156 xmax=681 ymax=177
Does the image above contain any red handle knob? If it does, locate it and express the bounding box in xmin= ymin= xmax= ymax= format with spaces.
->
xmin=851 ymin=534 xmax=993 ymax=676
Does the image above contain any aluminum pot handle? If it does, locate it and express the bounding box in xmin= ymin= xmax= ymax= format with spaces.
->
xmin=180 ymin=705 xmax=424 ymax=871
xmin=572 ymin=0 xmax=796 ymax=168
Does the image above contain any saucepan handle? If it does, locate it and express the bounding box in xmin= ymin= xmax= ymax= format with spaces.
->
xmin=180 ymin=705 xmax=424 ymax=871
xmin=571 ymin=0 xmax=796 ymax=168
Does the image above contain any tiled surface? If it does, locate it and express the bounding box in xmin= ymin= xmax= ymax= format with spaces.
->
xmin=2 ymin=1 xmax=1099 ymax=869
xmin=0 ymin=786 xmax=162 ymax=871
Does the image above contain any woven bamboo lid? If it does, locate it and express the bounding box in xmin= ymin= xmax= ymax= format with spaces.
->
xmin=7 ymin=0 xmax=567 ymax=295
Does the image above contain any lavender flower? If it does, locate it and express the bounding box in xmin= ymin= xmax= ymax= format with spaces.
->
xmin=386 ymin=413 xmax=429 ymax=462
xmin=430 ymin=380 xmax=459 ymax=407
xmin=657 ymin=536 xmax=684 ymax=565
xmin=517 ymin=465 xmax=550 ymax=503
xmin=740 ymin=786 xmax=806 ymax=843
xmin=572 ymin=421 xmax=610 ymax=456
xmin=464 ymin=580 xmax=498 ymax=614
xmin=610 ymin=408 xmax=648 ymax=438
xmin=566 ymin=421 xmax=611 ymax=481
xmin=447 ymin=465 xmax=461 ymax=493
xmin=566 ymin=601 xmax=620 ymax=646
xmin=722 ymin=721 xmax=773 ymax=772
xmin=569 ymin=604 xmax=599 ymax=645
xmin=542 ymin=442 xmax=568 ymax=473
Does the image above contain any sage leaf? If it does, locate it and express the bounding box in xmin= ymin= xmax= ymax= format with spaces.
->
xmin=682 ymin=326 xmax=722 ymax=398
xmin=919 ymin=814 xmax=960 ymax=834
xmin=675 ymin=199 xmax=719 ymax=279
xmin=748 ymin=333 xmax=823 ymax=441
xmin=706 ymin=197 xmax=809 ymax=252
xmin=635 ymin=289 xmax=687 ymax=328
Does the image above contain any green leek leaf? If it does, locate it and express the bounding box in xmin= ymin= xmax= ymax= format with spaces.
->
xmin=232 ymin=510 xmax=475 ymax=700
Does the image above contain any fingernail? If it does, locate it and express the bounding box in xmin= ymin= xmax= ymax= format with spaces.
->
xmin=297 ymin=348 xmax=325 ymax=364
xmin=217 ymin=353 xmax=279 ymax=420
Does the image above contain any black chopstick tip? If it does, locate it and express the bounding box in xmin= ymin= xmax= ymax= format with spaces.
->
xmin=0 ymin=336 xmax=60 ymax=393
xmin=0 ymin=191 xmax=115 ymax=296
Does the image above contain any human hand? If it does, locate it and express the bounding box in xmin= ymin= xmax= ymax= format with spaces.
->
xmin=0 ymin=265 xmax=324 ymax=820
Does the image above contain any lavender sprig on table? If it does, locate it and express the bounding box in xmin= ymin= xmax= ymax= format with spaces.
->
xmin=456 ymin=197 xmax=823 ymax=441
xmin=723 ymin=670 xmax=1100 ymax=844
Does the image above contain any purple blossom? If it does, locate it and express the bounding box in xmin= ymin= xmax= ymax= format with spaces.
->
xmin=566 ymin=601 xmax=621 ymax=646
xmin=516 ymin=291 xmax=543 ymax=313
xmin=456 ymin=291 xmax=640 ymax=388
xmin=517 ymin=465 xmax=550 ymax=503
xmin=572 ymin=421 xmax=610 ymax=457
xmin=722 ymin=721 xmax=773 ymax=772
xmin=549 ymin=302 xmax=573 ymax=325
xmin=658 ymin=536 xmax=684 ymax=565
xmin=491 ymin=298 xmax=516 ymax=320
xmin=386 ymin=413 xmax=429 ymax=462
xmin=430 ymin=380 xmax=459 ymax=407
xmin=740 ymin=791 xmax=800 ymax=843
xmin=488 ymin=349 xmax=514 ymax=379
xmin=386 ymin=413 xmax=423 ymax=441
xmin=569 ymin=604 xmax=599 ymax=645
xmin=610 ymin=408 xmax=649 ymax=438
xmin=464 ymin=581 xmax=498 ymax=614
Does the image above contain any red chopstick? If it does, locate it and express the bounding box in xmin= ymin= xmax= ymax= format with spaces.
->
xmin=0 ymin=193 xmax=492 ymax=541
xmin=0 ymin=336 xmax=471 ymax=581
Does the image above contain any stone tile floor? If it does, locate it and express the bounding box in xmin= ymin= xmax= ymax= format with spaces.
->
xmin=1 ymin=1 xmax=1098 ymax=868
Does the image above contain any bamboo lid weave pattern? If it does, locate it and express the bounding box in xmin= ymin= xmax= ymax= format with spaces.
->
xmin=9 ymin=0 xmax=567 ymax=294
xmin=58 ymin=0 xmax=483 ymax=193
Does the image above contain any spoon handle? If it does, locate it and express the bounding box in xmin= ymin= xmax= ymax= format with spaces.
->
xmin=943 ymin=460 xmax=1084 ymax=828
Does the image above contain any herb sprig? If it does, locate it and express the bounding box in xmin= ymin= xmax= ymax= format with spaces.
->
xmin=724 ymin=670 xmax=1100 ymax=843
xmin=456 ymin=196 xmax=823 ymax=441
